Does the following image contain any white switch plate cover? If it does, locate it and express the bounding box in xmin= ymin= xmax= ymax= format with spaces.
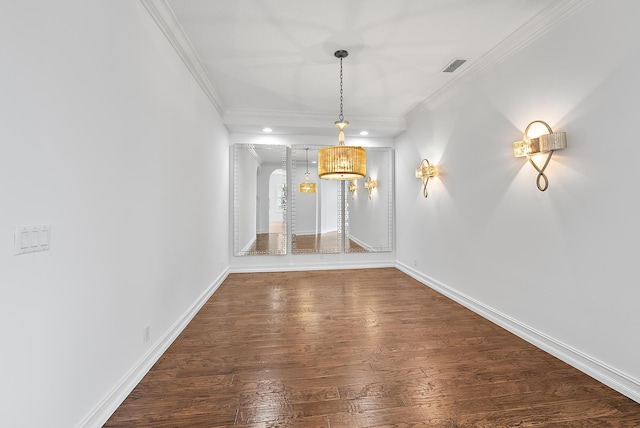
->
xmin=14 ymin=225 xmax=50 ymax=255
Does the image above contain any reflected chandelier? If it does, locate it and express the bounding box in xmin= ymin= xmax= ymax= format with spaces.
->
xmin=318 ymin=50 xmax=366 ymax=180
xmin=298 ymin=148 xmax=317 ymax=193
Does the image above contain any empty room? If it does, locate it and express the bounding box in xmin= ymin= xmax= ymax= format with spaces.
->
xmin=2 ymin=1 xmax=639 ymax=427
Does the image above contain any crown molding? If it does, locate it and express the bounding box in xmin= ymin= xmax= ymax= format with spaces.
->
xmin=139 ymin=0 xmax=225 ymax=115
xmin=141 ymin=0 xmax=590 ymax=133
xmin=413 ymin=0 xmax=593 ymax=113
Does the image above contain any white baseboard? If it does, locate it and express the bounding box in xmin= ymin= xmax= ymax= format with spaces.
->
xmin=231 ymin=261 xmax=396 ymax=274
xmin=79 ymin=262 xmax=639 ymax=428
xmin=395 ymin=262 xmax=640 ymax=404
xmin=77 ymin=268 xmax=230 ymax=428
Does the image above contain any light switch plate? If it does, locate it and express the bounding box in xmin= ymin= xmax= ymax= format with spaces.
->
xmin=14 ymin=225 xmax=50 ymax=255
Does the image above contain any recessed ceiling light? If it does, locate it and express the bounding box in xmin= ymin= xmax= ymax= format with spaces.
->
xmin=359 ymin=130 xmax=369 ymax=136
xmin=262 ymin=127 xmax=273 ymax=133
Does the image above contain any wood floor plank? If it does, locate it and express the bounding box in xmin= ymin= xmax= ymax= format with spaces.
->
xmin=105 ymin=268 xmax=640 ymax=427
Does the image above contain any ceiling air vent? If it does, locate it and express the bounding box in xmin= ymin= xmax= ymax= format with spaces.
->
xmin=442 ymin=58 xmax=467 ymax=73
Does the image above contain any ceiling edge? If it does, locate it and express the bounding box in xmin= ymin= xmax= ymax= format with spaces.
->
xmin=139 ymin=0 xmax=225 ymax=116
xmin=411 ymin=0 xmax=594 ymax=115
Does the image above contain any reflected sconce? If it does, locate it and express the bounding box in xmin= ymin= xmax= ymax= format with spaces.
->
xmin=298 ymin=148 xmax=317 ymax=193
xmin=415 ymin=159 xmax=438 ymax=198
xmin=348 ymin=180 xmax=358 ymax=197
xmin=513 ymin=120 xmax=567 ymax=191
xmin=364 ymin=176 xmax=377 ymax=200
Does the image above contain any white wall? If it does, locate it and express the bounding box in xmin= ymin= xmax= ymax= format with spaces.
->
xmin=396 ymin=0 xmax=640 ymax=400
xmin=0 ymin=2 xmax=230 ymax=427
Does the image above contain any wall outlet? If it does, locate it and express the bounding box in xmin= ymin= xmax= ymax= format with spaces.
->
xmin=413 ymin=258 xmax=417 ymax=267
xmin=143 ymin=325 xmax=150 ymax=344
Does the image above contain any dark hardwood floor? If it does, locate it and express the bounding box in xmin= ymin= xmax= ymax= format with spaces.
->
xmin=105 ymin=268 xmax=640 ymax=427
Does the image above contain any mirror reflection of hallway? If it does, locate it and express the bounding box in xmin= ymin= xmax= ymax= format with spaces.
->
xmin=233 ymin=144 xmax=288 ymax=256
xmin=345 ymin=147 xmax=394 ymax=253
xmin=290 ymin=146 xmax=393 ymax=254
xmin=291 ymin=146 xmax=342 ymax=254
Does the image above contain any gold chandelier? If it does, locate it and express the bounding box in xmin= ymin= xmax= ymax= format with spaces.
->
xmin=298 ymin=148 xmax=317 ymax=193
xmin=318 ymin=50 xmax=366 ymax=180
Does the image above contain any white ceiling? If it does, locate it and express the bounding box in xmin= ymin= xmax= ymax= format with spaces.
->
xmin=143 ymin=0 xmax=582 ymax=137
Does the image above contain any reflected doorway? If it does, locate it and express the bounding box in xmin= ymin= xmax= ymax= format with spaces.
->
xmin=249 ymin=168 xmax=287 ymax=253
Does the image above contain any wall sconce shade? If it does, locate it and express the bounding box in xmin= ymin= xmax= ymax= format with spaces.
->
xmin=364 ymin=176 xmax=377 ymax=200
xmin=415 ymin=159 xmax=438 ymax=198
xmin=513 ymin=120 xmax=567 ymax=191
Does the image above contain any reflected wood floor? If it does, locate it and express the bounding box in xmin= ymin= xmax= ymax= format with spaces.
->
xmin=248 ymin=233 xmax=286 ymax=253
xmin=105 ymin=268 xmax=640 ymax=427
xmin=293 ymin=231 xmax=365 ymax=253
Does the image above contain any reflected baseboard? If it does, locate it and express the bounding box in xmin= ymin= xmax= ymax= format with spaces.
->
xmin=230 ymin=261 xmax=396 ymax=274
xmin=346 ymin=235 xmax=372 ymax=253
xmin=241 ymin=237 xmax=256 ymax=253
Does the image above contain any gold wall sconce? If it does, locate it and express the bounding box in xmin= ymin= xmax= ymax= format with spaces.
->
xmin=364 ymin=176 xmax=377 ymax=200
xmin=513 ymin=120 xmax=567 ymax=191
xmin=415 ymin=159 xmax=438 ymax=198
xmin=348 ymin=180 xmax=358 ymax=197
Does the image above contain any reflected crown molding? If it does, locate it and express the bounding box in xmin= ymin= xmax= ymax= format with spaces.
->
xmin=223 ymin=109 xmax=406 ymax=138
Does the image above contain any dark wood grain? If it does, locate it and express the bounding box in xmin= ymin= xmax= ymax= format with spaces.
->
xmin=105 ymin=268 xmax=640 ymax=427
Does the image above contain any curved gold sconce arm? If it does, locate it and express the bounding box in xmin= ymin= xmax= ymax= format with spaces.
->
xmin=527 ymin=151 xmax=554 ymax=192
xmin=415 ymin=159 xmax=438 ymax=198
xmin=513 ymin=120 xmax=567 ymax=191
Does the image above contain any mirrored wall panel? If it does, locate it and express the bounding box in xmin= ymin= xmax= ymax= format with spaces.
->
xmin=233 ymin=144 xmax=288 ymax=256
xmin=291 ymin=146 xmax=342 ymax=254
xmin=345 ymin=147 xmax=394 ymax=252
